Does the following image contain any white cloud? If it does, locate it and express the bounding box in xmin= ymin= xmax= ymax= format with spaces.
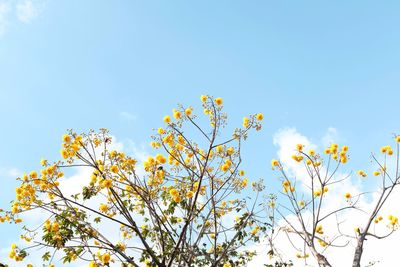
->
xmin=251 ymin=127 xmax=400 ymax=267
xmin=16 ymin=0 xmax=38 ymax=23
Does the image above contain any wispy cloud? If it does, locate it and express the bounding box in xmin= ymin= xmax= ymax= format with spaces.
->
xmin=0 ymin=0 xmax=42 ymax=36
xmin=0 ymin=2 xmax=11 ymax=36
xmin=119 ymin=111 xmax=137 ymax=122
xmin=0 ymin=166 xmax=22 ymax=178
xmin=16 ymin=0 xmax=38 ymax=23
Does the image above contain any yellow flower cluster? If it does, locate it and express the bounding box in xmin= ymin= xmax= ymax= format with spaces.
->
xmin=318 ymin=239 xmax=327 ymax=247
xmin=374 ymin=215 xmax=383 ymax=224
xmin=325 ymin=144 xmax=349 ymax=163
xmin=251 ymin=226 xmax=260 ymax=235
xmin=357 ymin=170 xmax=367 ymax=177
xmin=282 ymin=180 xmax=294 ymax=193
xmin=169 ymin=188 xmax=182 ymax=203
xmin=316 ymin=225 xmax=324 ymax=235
xmin=296 ymin=252 xmax=310 ymax=259
xmin=8 ymin=243 xmax=24 ymax=261
xmin=381 ymin=145 xmax=394 ymax=155
xmin=60 ymin=134 xmax=82 ymax=160
xmin=313 ymin=189 xmax=322 ymax=197
xmin=291 ymin=155 xmax=304 ymax=162
xmin=97 ymin=252 xmax=111 ymax=264
xmin=388 ymin=215 xmax=398 ymax=226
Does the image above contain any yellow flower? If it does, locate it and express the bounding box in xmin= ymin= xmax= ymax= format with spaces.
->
xmin=110 ymin=165 xmax=119 ymax=173
xmin=99 ymin=204 xmax=108 ymax=213
xmin=309 ymin=149 xmax=315 ymax=156
xmin=298 ymin=200 xmax=305 ymax=207
xmin=357 ymin=170 xmax=367 ymax=177
xmin=40 ymin=158 xmax=47 ymax=166
xmin=291 ymin=155 xmax=303 ymax=162
xmin=185 ymin=108 xmax=192 ymax=116
xmin=241 ymin=178 xmax=248 ymax=187
xmin=101 ymin=253 xmax=110 ymax=264
xmin=251 ymin=226 xmax=260 ymax=235
xmin=60 ymin=149 xmax=69 ymax=159
xmin=226 ymin=147 xmax=234 ymax=155
xmin=314 ymin=189 xmax=321 ymax=197
xmin=169 ymin=188 xmax=179 ymax=197
xmin=296 ymin=144 xmax=303 ymax=151
xmin=220 ymin=164 xmax=229 ymax=172
xmin=214 ymin=97 xmax=223 ymax=106
xmin=173 ymin=110 xmax=182 ymax=120
xmin=163 ymin=115 xmax=171 ymax=123
xmin=156 ymin=154 xmax=167 ymax=164
xmin=396 ymin=135 xmax=400 ymax=143
xmin=373 ymin=171 xmax=380 ymax=176
xmin=62 ymin=134 xmax=71 ymax=143
xmin=186 ymin=191 xmax=194 ymax=199
xmin=344 ymin=192 xmax=351 ymax=199
xmin=157 ymin=127 xmax=165 ymax=135
xmin=102 ymin=179 xmax=112 ymax=188
xmin=271 ymin=159 xmax=279 ymax=167
xmin=51 ymin=221 xmax=59 ymax=232
xmin=173 ymin=195 xmax=182 ymax=203
xmin=316 ymin=225 xmax=323 ymax=234
xmin=200 ymin=95 xmax=207 ymax=102
xmin=243 ymin=117 xmax=249 ymax=128
xmin=256 ymin=113 xmax=264 ymax=121
xmin=89 ymin=261 xmax=98 ymax=267
xmin=239 ymin=170 xmax=245 ymax=176
xmin=29 ymin=171 xmax=37 ymax=179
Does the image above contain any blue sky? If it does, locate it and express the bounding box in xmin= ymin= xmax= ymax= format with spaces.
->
xmin=1 ymin=0 xmax=400 ymax=265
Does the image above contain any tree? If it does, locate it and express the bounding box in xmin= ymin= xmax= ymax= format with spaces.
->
xmin=1 ymin=95 xmax=272 ymax=267
xmin=271 ymin=140 xmax=400 ymax=267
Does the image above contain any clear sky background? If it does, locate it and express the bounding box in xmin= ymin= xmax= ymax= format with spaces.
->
xmin=1 ymin=1 xmax=400 ymax=266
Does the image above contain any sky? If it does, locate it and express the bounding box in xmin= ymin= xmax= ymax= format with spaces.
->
xmin=1 ymin=0 xmax=400 ymax=266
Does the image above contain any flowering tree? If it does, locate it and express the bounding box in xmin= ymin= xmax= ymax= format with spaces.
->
xmin=1 ymin=96 xmax=272 ymax=267
xmin=271 ymin=140 xmax=400 ymax=267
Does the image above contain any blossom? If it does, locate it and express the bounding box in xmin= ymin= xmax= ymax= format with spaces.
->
xmin=200 ymin=95 xmax=207 ymax=102
xmin=186 ymin=191 xmax=194 ymax=199
xmin=357 ymin=170 xmax=367 ymax=177
xmin=110 ymin=165 xmax=119 ymax=173
xmin=214 ymin=97 xmax=223 ymax=105
xmin=344 ymin=192 xmax=351 ymax=199
xmin=163 ymin=115 xmax=171 ymax=123
xmin=101 ymin=253 xmax=110 ymax=264
xmin=62 ymin=134 xmax=71 ymax=143
xmin=271 ymin=159 xmax=279 ymax=167
xmin=185 ymin=108 xmax=192 ymax=116
xmin=243 ymin=117 xmax=249 ymax=128
xmin=256 ymin=113 xmax=264 ymax=121
xmin=60 ymin=149 xmax=69 ymax=159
